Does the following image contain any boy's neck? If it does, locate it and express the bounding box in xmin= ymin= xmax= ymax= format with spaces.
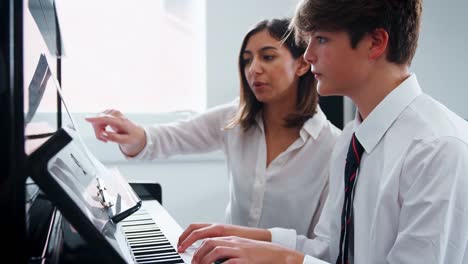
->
xmin=351 ymin=63 xmax=410 ymax=120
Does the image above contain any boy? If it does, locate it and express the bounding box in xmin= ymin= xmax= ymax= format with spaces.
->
xmin=177 ymin=0 xmax=468 ymax=263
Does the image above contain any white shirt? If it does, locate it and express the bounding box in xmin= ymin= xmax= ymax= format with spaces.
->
xmin=271 ymin=74 xmax=468 ymax=263
xmin=130 ymin=100 xmax=341 ymax=236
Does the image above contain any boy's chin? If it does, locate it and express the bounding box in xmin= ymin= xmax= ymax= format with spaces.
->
xmin=317 ymin=86 xmax=336 ymax=97
xmin=317 ymin=83 xmax=345 ymax=97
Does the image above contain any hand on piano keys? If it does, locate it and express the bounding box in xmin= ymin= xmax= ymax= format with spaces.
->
xmin=177 ymin=223 xmax=304 ymax=264
xmin=177 ymin=223 xmax=271 ymax=253
xmin=121 ymin=199 xmax=198 ymax=263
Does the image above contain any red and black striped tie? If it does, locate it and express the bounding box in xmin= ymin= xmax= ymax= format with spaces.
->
xmin=336 ymin=133 xmax=364 ymax=264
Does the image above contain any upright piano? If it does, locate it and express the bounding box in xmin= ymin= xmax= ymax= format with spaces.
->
xmin=0 ymin=1 xmax=195 ymax=262
xmin=26 ymin=180 xmax=194 ymax=263
xmin=23 ymin=122 xmax=194 ymax=264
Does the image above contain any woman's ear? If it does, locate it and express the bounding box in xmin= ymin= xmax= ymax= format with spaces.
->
xmin=296 ymin=57 xmax=311 ymax=77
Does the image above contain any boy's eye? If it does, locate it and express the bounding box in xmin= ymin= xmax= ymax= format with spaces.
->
xmin=317 ymin=36 xmax=327 ymax=44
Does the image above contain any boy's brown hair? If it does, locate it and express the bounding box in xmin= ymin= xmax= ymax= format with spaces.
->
xmin=292 ymin=0 xmax=423 ymax=65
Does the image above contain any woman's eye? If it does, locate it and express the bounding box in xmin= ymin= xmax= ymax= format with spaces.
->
xmin=263 ymin=55 xmax=275 ymax=61
xmin=242 ymin=58 xmax=252 ymax=65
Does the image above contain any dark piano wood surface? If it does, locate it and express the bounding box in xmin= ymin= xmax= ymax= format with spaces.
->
xmin=26 ymin=182 xmax=194 ymax=264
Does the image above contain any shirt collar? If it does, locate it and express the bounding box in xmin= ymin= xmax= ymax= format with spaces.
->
xmin=354 ymin=73 xmax=422 ymax=153
xmin=301 ymin=105 xmax=327 ymax=140
xmin=255 ymin=106 xmax=327 ymax=141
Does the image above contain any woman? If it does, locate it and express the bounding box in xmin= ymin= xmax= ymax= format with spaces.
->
xmin=86 ymin=18 xmax=340 ymax=237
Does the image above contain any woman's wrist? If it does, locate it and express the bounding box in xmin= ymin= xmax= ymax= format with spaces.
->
xmin=120 ymin=127 xmax=147 ymax=157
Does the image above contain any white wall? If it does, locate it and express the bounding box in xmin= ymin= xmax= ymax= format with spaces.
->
xmin=206 ymin=0 xmax=300 ymax=107
xmin=110 ymin=0 xmax=468 ymax=230
xmin=411 ymin=0 xmax=468 ymax=119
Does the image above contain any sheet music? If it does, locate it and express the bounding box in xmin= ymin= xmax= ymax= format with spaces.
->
xmin=39 ymin=54 xmax=141 ymax=225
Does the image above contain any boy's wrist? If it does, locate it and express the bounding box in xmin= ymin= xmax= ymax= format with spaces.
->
xmin=247 ymin=227 xmax=272 ymax=242
xmin=284 ymin=250 xmax=304 ymax=264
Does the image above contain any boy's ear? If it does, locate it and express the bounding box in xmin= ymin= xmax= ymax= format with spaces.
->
xmin=368 ymin=28 xmax=389 ymax=60
xmin=296 ymin=57 xmax=311 ymax=77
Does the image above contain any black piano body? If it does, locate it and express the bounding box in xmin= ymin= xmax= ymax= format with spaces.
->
xmin=26 ymin=181 xmax=192 ymax=264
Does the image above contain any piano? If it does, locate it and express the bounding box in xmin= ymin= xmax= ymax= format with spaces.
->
xmin=23 ymin=120 xmax=196 ymax=264
xmin=26 ymin=180 xmax=195 ymax=264
xmin=0 ymin=1 xmax=197 ymax=262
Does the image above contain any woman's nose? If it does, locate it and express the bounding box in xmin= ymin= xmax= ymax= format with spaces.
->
xmin=248 ymin=58 xmax=263 ymax=74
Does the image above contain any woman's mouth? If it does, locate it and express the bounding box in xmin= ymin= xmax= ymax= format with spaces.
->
xmin=253 ymin=81 xmax=268 ymax=88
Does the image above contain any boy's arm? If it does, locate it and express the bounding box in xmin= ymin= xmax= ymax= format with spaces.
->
xmin=270 ymin=181 xmax=334 ymax=263
xmin=387 ymin=137 xmax=468 ymax=263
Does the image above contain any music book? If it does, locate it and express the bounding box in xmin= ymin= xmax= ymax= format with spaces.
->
xmin=27 ymin=55 xmax=142 ymax=263
xmin=28 ymin=0 xmax=65 ymax=57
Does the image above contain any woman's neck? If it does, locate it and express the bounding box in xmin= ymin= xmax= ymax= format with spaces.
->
xmin=262 ymin=97 xmax=296 ymax=130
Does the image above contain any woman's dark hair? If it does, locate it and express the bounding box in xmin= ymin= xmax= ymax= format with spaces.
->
xmin=227 ymin=18 xmax=318 ymax=131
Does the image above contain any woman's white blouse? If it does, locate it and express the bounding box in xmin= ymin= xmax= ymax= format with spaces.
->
xmin=129 ymin=100 xmax=341 ymax=236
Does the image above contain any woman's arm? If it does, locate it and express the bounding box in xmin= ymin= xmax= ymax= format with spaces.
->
xmin=86 ymin=101 xmax=238 ymax=159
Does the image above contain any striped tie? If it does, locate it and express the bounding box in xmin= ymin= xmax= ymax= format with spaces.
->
xmin=336 ymin=133 xmax=364 ymax=264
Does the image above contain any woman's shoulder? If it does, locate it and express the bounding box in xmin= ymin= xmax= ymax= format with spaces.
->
xmin=193 ymin=98 xmax=239 ymax=128
xmin=204 ymin=98 xmax=239 ymax=118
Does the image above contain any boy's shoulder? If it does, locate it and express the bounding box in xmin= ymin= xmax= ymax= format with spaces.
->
xmin=399 ymin=93 xmax=468 ymax=145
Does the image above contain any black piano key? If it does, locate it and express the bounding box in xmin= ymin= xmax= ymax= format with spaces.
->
xmin=128 ymin=237 xmax=168 ymax=244
xmin=128 ymin=234 xmax=165 ymax=241
xmin=137 ymin=257 xmax=182 ymax=262
xmin=134 ymin=248 xmax=176 ymax=257
xmin=137 ymin=256 xmax=183 ymax=262
xmin=135 ymin=254 xmax=183 ymax=262
xmin=124 ymin=230 xmax=162 ymax=235
xmin=132 ymin=246 xmax=177 ymax=254
xmin=129 ymin=241 xmax=172 ymax=248
xmin=125 ymin=217 xmax=153 ymax=221
xmin=126 ymin=217 xmax=153 ymax=221
xmin=132 ymin=246 xmax=176 ymax=254
xmin=122 ymin=222 xmax=158 ymax=227
xmin=127 ymin=235 xmax=166 ymax=241
xmin=124 ymin=228 xmax=161 ymax=234
xmin=122 ymin=223 xmax=160 ymax=229
xmin=125 ymin=231 xmax=163 ymax=239
xmin=137 ymin=259 xmax=185 ymax=264
xmin=136 ymin=252 xmax=181 ymax=261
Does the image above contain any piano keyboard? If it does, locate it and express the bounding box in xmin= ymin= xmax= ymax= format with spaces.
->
xmin=121 ymin=209 xmax=185 ymax=264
